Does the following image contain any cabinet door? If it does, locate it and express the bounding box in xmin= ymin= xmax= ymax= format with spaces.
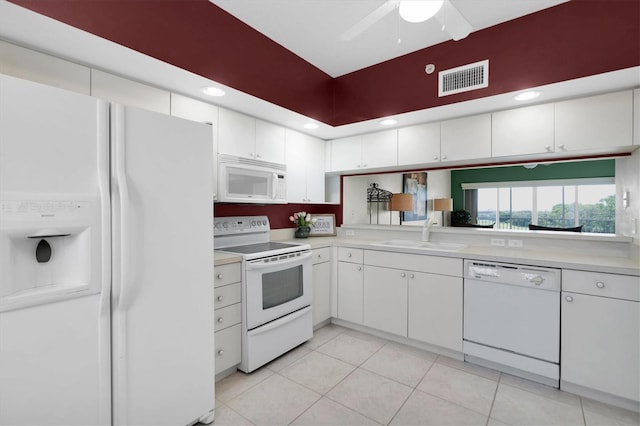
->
xmin=408 ymin=273 xmax=462 ymax=352
xmin=312 ymin=261 xmax=331 ymax=326
xmin=0 ymin=40 xmax=91 ymax=95
xmin=305 ymin=135 xmax=326 ymax=202
xmin=492 ymin=103 xmax=554 ymax=157
xmin=330 ymin=136 xmax=362 ymax=172
xmin=337 ymin=262 xmax=363 ymax=324
xmin=398 ymin=122 xmax=441 ymax=165
xmin=255 ymin=119 xmax=285 ymax=163
xmin=91 ymin=70 xmax=170 ymax=114
xmin=555 ymin=91 xmax=633 ymax=152
xmin=363 ymin=266 xmax=407 ymax=336
xmin=561 ymin=292 xmax=639 ymax=402
xmin=361 ymin=129 xmax=398 ymax=169
xmin=218 ymin=108 xmax=256 ymax=158
xmin=441 ymin=113 xmax=491 ymax=162
xmin=285 ymin=129 xmax=308 ymax=202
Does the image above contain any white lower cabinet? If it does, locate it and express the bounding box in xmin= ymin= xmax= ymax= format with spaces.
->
xmin=363 ymin=266 xmax=408 ymax=336
xmin=408 ymin=273 xmax=462 ymax=352
xmin=337 ymin=248 xmax=364 ymax=324
xmin=360 ymin=250 xmax=463 ymax=350
xmin=561 ymin=270 xmax=640 ymax=403
xmin=312 ymin=247 xmax=332 ymax=326
xmin=214 ymin=262 xmax=242 ymax=377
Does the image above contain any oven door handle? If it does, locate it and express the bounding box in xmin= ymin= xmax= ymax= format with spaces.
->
xmin=246 ymin=251 xmax=312 ymax=271
xmin=248 ymin=306 xmax=312 ymax=337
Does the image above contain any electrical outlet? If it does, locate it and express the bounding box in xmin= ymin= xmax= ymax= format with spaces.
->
xmin=508 ymin=239 xmax=523 ymax=248
xmin=490 ymin=238 xmax=505 ymax=247
xmin=345 ymin=230 xmax=355 ymax=236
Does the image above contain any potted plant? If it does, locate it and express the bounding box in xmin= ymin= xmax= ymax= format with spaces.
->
xmin=451 ymin=209 xmax=472 ymax=227
xmin=289 ymin=211 xmax=314 ymax=238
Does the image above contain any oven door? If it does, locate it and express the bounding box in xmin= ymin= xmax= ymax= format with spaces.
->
xmin=245 ymin=250 xmax=312 ymax=330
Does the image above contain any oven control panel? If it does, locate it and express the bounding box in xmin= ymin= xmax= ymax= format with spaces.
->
xmin=214 ymin=216 xmax=270 ymax=235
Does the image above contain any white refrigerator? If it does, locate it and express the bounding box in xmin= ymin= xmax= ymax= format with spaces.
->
xmin=0 ymin=74 xmax=215 ymax=426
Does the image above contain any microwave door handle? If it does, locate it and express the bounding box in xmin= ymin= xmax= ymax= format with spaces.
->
xmin=271 ymin=173 xmax=278 ymax=200
xmin=246 ymin=251 xmax=312 ymax=271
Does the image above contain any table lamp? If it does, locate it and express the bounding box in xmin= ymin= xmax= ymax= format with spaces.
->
xmin=433 ymin=198 xmax=453 ymax=226
xmin=389 ymin=193 xmax=413 ymax=224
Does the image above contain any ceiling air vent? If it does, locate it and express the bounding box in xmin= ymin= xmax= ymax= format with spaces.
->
xmin=439 ymin=60 xmax=489 ymax=97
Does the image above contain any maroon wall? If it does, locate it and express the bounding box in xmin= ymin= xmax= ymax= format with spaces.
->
xmin=214 ymin=202 xmax=342 ymax=230
xmin=9 ymin=0 xmax=640 ymax=126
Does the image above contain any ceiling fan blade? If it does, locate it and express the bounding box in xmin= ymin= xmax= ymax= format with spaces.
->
xmin=340 ymin=0 xmax=400 ymax=41
xmin=435 ymin=0 xmax=473 ymax=41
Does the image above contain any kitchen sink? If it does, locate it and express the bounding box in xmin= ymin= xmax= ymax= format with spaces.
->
xmin=370 ymin=239 xmax=467 ymax=252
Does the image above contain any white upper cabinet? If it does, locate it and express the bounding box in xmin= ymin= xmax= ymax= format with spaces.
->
xmin=329 ymin=129 xmax=397 ymax=172
xmin=170 ymin=93 xmax=218 ymax=124
xmin=555 ymin=90 xmax=633 ymax=152
xmin=218 ymin=109 xmax=285 ymax=164
xmin=398 ymin=122 xmax=441 ymax=165
xmin=440 ymin=113 xmax=491 ymax=162
xmin=285 ymin=129 xmax=325 ymax=203
xmin=91 ymin=70 xmax=170 ymax=114
xmin=492 ymin=103 xmax=555 ymax=157
xmin=0 ymin=41 xmax=91 ymax=95
xmin=255 ymin=119 xmax=286 ymax=163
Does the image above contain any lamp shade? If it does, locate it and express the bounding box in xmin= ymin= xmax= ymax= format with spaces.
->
xmin=389 ymin=193 xmax=414 ymax=211
xmin=433 ymin=198 xmax=453 ymax=212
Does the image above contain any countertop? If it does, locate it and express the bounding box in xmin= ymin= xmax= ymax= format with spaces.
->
xmin=272 ymin=236 xmax=640 ymax=276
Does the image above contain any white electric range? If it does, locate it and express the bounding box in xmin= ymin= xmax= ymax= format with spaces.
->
xmin=214 ymin=216 xmax=313 ymax=372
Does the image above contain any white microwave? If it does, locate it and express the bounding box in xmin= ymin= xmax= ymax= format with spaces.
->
xmin=218 ymin=155 xmax=287 ymax=204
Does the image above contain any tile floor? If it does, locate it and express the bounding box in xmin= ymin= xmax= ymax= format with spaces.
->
xmin=213 ymin=324 xmax=639 ymax=426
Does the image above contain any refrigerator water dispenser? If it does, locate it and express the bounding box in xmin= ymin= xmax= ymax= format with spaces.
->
xmin=0 ymin=194 xmax=105 ymax=312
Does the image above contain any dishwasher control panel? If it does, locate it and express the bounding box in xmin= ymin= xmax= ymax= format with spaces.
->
xmin=465 ymin=260 xmax=561 ymax=291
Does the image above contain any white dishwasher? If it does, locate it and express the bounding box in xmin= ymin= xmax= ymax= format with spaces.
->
xmin=463 ymin=260 xmax=561 ymax=387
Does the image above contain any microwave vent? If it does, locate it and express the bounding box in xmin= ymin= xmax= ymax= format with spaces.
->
xmin=439 ymin=60 xmax=489 ymax=97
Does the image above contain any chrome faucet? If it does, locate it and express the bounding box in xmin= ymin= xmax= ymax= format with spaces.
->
xmin=422 ymin=217 xmax=433 ymax=241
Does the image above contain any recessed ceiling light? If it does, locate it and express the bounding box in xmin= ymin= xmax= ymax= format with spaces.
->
xmin=202 ymin=86 xmax=225 ymax=97
xmin=303 ymin=122 xmax=319 ymax=129
xmin=514 ymin=91 xmax=540 ymax=101
xmin=380 ymin=118 xmax=398 ymax=126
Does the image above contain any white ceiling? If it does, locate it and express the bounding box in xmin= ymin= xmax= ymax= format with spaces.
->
xmin=209 ymin=0 xmax=569 ymax=77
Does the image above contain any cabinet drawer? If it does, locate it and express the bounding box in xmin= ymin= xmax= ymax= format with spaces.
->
xmin=563 ymin=270 xmax=640 ymax=301
xmin=312 ymin=247 xmax=331 ymax=265
xmin=214 ymin=283 xmax=241 ymax=309
xmin=215 ymin=323 xmax=241 ymax=375
xmin=214 ymin=262 xmax=241 ymax=288
xmin=214 ymin=303 xmax=241 ymax=332
xmin=338 ymin=247 xmax=363 ymax=263
xmin=364 ymin=250 xmax=463 ymax=277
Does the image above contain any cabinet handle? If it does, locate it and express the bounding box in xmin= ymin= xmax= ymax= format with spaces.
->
xmin=348 ymin=253 xmax=352 ymax=258
xmin=217 ymin=349 xmax=224 ymax=356
xmin=565 ymin=296 xmax=574 ymax=303
xmin=544 ymin=144 xmax=552 ymax=152
xmin=362 ymin=163 xmax=367 ymax=167
xmin=401 ymin=272 xmax=406 ymax=278
xmin=433 ymin=155 xmax=439 ymax=160
xmin=317 ymin=254 xmax=322 ymax=259
xmin=217 ymin=295 xmax=224 ymax=302
xmin=442 ymin=155 xmax=447 ymax=160
xmin=217 ymin=273 xmax=223 ymax=280
xmin=217 ymin=317 xmax=224 ymax=323
xmin=357 ymin=266 xmax=362 ymax=271
xmin=409 ymin=273 xmax=415 ymax=279
xmin=256 ymin=154 xmax=261 ymax=158
xmin=595 ymin=281 xmax=605 ymax=289
xmin=557 ymin=144 xmax=566 ymax=151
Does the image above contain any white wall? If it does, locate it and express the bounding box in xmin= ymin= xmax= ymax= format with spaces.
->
xmin=342 ymin=170 xmax=451 ymax=226
xmin=616 ymin=150 xmax=640 ymax=245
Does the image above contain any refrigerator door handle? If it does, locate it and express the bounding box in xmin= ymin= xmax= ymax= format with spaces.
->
xmin=113 ymin=105 xmax=131 ymax=311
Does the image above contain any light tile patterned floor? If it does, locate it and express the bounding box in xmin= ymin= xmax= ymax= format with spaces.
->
xmin=213 ymin=324 xmax=640 ymax=426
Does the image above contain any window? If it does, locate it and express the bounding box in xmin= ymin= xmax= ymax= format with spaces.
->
xmin=462 ymin=178 xmax=615 ymax=233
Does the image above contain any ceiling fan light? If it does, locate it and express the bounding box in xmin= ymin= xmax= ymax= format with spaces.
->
xmin=399 ymin=0 xmax=444 ymax=23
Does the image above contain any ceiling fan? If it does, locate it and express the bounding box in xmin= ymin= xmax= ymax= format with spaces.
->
xmin=340 ymin=0 xmax=473 ymax=42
